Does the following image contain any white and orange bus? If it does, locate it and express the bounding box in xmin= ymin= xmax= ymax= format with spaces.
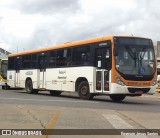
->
xmin=156 ymin=57 xmax=160 ymax=92
xmin=7 ymin=35 xmax=157 ymax=101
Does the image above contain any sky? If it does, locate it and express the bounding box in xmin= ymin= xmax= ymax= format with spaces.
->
xmin=0 ymin=0 xmax=159 ymax=53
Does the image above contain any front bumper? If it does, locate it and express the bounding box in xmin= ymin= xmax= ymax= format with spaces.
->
xmin=110 ymin=83 xmax=156 ymax=95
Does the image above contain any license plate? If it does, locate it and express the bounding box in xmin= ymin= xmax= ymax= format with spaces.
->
xmin=135 ymin=91 xmax=143 ymax=94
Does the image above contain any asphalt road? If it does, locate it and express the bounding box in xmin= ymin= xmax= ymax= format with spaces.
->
xmin=0 ymin=88 xmax=160 ymax=138
xmin=0 ymin=89 xmax=160 ymax=113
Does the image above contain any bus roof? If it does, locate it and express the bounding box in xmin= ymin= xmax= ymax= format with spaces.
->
xmin=0 ymin=59 xmax=8 ymax=61
xmin=8 ymin=35 xmax=147 ymax=57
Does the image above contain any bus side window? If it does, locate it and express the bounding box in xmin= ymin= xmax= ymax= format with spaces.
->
xmin=15 ymin=56 xmax=22 ymax=70
xmin=56 ymin=49 xmax=71 ymax=67
xmin=66 ymin=48 xmax=72 ymax=66
xmin=72 ymin=45 xmax=90 ymax=66
xmin=8 ymin=57 xmax=15 ymax=70
xmin=31 ymin=54 xmax=37 ymax=68
xmin=22 ymin=55 xmax=31 ymax=69
xmin=49 ymin=51 xmax=56 ymax=67
xmin=56 ymin=49 xmax=66 ymax=66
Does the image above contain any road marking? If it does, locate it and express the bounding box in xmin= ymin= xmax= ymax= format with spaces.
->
xmin=103 ymin=114 xmax=148 ymax=138
xmin=103 ymin=114 xmax=134 ymax=129
xmin=0 ymin=97 xmax=99 ymax=103
xmin=45 ymin=111 xmax=60 ymax=138
xmin=47 ymin=111 xmax=60 ymax=129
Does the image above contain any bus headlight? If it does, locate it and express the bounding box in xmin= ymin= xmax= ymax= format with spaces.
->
xmin=115 ymin=76 xmax=125 ymax=86
xmin=152 ymin=80 xmax=157 ymax=86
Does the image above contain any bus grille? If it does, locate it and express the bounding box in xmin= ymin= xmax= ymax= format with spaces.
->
xmin=128 ymin=88 xmax=150 ymax=93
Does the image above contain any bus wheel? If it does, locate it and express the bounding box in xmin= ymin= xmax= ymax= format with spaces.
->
xmin=78 ymin=81 xmax=94 ymax=100
xmin=25 ymin=79 xmax=38 ymax=94
xmin=2 ymin=86 xmax=10 ymax=90
xmin=50 ymin=91 xmax=62 ymax=96
xmin=109 ymin=95 xmax=126 ymax=102
xmin=2 ymin=86 xmax=5 ymax=90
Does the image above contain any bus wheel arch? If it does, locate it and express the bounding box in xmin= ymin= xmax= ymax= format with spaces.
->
xmin=75 ymin=77 xmax=88 ymax=92
xmin=25 ymin=78 xmax=38 ymax=94
xmin=75 ymin=78 xmax=94 ymax=100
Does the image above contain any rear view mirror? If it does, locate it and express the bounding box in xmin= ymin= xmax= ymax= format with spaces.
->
xmin=98 ymin=60 xmax=101 ymax=68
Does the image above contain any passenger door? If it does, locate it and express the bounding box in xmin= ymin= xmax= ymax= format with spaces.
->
xmin=15 ymin=56 xmax=21 ymax=87
xmin=95 ymin=46 xmax=111 ymax=93
xmin=38 ymin=53 xmax=47 ymax=89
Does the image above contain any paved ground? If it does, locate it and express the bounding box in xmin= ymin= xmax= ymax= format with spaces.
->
xmin=0 ymin=88 xmax=160 ymax=138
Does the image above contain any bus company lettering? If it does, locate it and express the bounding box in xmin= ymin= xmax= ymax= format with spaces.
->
xmin=26 ymin=71 xmax=33 ymax=75
xmin=58 ymin=76 xmax=67 ymax=79
xmin=99 ymin=42 xmax=107 ymax=46
xmin=59 ymin=70 xmax=66 ymax=74
xmin=128 ymin=81 xmax=150 ymax=86
xmin=58 ymin=70 xmax=66 ymax=79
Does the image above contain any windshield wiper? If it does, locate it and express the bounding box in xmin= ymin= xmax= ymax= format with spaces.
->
xmin=138 ymin=47 xmax=147 ymax=66
xmin=125 ymin=46 xmax=137 ymax=67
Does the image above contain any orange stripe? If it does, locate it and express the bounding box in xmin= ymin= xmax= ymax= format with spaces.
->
xmin=9 ymin=35 xmax=113 ymax=57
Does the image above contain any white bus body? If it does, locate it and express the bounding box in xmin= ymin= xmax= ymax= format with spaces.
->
xmin=7 ymin=36 xmax=157 ymax=101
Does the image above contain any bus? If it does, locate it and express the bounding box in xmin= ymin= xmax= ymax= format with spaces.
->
xmin=156 ymin=57 xmax=160 ymax=92
xmin=7 ymin=35 xmax=157 ymax=101
xmin=0 ymin=59 xmax=9 ymax=89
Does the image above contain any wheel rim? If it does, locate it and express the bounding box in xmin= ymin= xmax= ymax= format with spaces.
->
xmin=26 ymin=81 xmax=32 ymax=92
xmin=81 ymin=86 xmax=88 ymax=96
xmin=28 ymin=83 xmax=32 ymax=91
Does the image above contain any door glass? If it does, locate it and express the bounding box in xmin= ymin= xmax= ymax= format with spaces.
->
xmin=95 ymin=47 xmax=111 ymax=92
xmin=104 ymin=71 xmax=109 ymax=91
xmin=96 ymin=71 xmax=102 ymax=90
xmin=95 ymin=48 xmax=111 ymax=69
xmin=38 ymin=55 xmax=47 ymax=71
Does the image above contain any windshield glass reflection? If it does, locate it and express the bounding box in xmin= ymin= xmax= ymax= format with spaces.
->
xmin=115 ymin=45 xmax=155 ymax=76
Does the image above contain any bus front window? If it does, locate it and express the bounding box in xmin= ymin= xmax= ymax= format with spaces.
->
xmin=115 ymin=46 xmax=155 ymax=75
xmin=114 ymin=37 xmax=156 ymax=80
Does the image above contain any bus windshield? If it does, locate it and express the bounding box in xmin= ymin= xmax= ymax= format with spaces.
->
xmin=114 ymin=37 xmax=155 ymax=79
xmin=1 ymin=60 xmax=8 ymax=80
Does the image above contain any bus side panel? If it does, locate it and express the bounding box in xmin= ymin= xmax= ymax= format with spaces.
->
xmin=45 ymin=67 xmax=94 ymax=92
xmin=7 ymin=71 xmax=16 ymax=87
xmin=19 ymin=70 xmax=38 ymax=89
xmin=19 ymin=70 xmax=25 ymax=88
xmin=31 ymin=70 xmax=39 ymax=89
xmin=46 ymin=68 xmax=62 ymax=91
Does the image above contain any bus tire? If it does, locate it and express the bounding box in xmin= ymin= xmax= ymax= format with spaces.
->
xmin=2 ymin=86 xmax=6 ymax=90
xmin=2 ymin=86 xmax=10 ymax=90
xmin=109 ymin=94 xmax=126 ymax=102
xmin=50 ymin=91 xmax=62 ymax=96
xmin=78 ymin=81 xmax=94 ymax=100
xmin=25 ymin=79 xmax=38 ymax=94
